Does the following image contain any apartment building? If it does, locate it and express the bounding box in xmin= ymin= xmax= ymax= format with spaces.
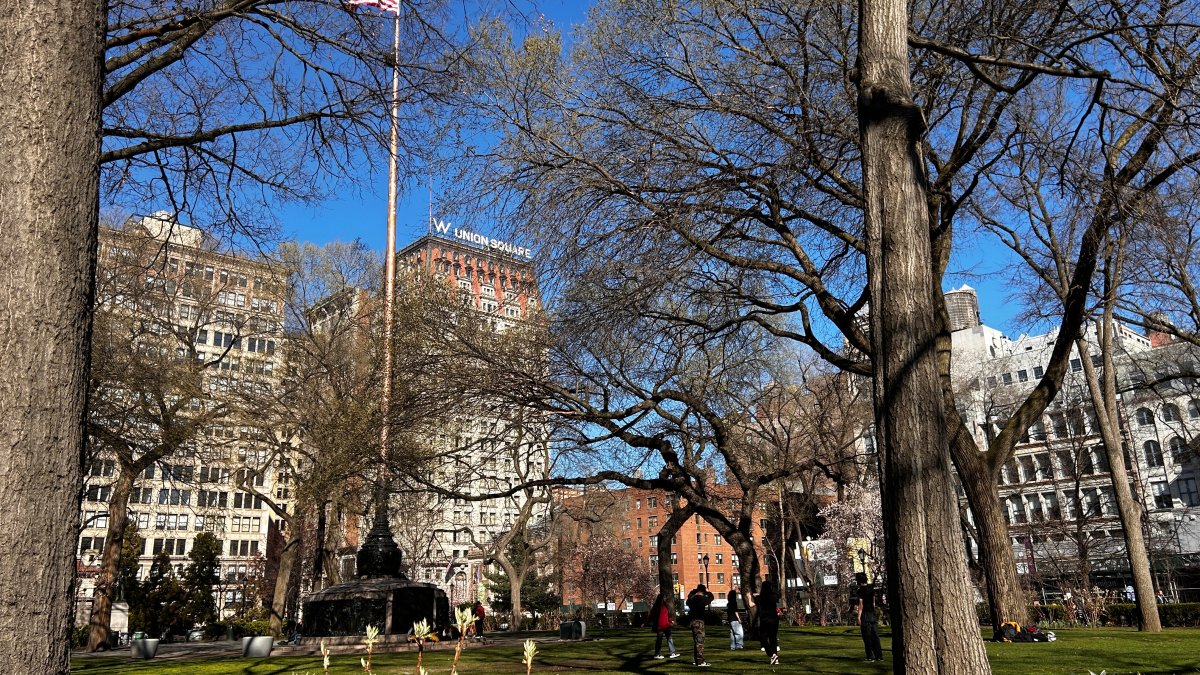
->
xmin=78 ymin=213 xmax=289 ymax=621
xmin=948 ymin=286 xmax=1200 ymax=599
xmin=554 ymin=486 xmax=770 ymax=616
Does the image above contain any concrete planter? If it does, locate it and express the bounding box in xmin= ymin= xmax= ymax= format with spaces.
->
xmin=241 ymin=635 xmax=274 ymax=657
xmin=131 ymin=638 xmax=159 ymax=659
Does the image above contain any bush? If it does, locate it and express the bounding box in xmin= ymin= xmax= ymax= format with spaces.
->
xmin=974 ymin=603 xmax=1065 ymax=625
xmin=1105 ymin=603 xmax=1200 ymax=627
xmin=72 ymin=624 xmax=91 ymax=648
xmin=202 ymin=618 xmax=276 ymax=640
xmin=1030 ymin=604 xmax=1065 ymax=623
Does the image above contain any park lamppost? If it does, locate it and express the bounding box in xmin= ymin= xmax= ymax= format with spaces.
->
xmin=702 ymin=553 xmax=710 ymax=587
xmin=857 ymin=548 xmax=867 ymax=577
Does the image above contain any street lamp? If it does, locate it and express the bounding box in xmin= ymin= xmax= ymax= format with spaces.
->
xmin=702 ymin=553 xmax=710 ymax=587
xmin=857 ymin=548 xmax=867 ymax=575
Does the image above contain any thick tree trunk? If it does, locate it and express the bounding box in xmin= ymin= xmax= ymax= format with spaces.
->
xmin=86 ymin=470 xmax=135 ymax=651
xmin=1077 ymin=332 xmax=1161 ymax=632
xmin=951 ymin=435 xmax=1030 ymax=634
xmin=269 ymin=520 xmax=302 ymax=636
xmin=508 ymin=565 xmax=525 ymax=632
xmin=0 ymin=0 xmax=104 ymax=671
xmin=313 ymin=501 xmax=329 ymax=588
xmin=655 ymin=507 xmax=690 ymax=614
xmin=857 ymin=0 xmax=991 ymax=671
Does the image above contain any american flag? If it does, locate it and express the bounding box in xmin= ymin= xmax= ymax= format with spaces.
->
xmin=345 ymin=0 xmax=399 ymax=13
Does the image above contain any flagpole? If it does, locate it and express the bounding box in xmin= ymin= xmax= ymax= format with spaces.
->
xmin=357 ymin=4 xmax=405 ymax=581
xmin=380 ymin=9 xmax=400 ymax=471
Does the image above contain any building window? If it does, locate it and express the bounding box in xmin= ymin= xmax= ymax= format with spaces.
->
xmin=1168 ymin=437 xmax=1186 ymax=464
xmin=1162 ymin=404 xmax=1181 ymax=423
xmin=1002 ymin=373 xmax=1013 ymax=385
xmin=987 ymin=376 xmax=998 ymax=387
xmin=1179 ymin=477 xmax=1199 ymax=507
xmin=1070 ymin=358 xmax=1082 ymax=372
xmin=1033 ymin=365 xmax=1044 ymax=378
xmin=1135 ymin=407 xmax=1155 ymax=426
xmin=1036 ymin=454 xmax=1053 ymax=480
xmin=1187 ymin=399 xmax=1200 ymax=419
xmin=1151 ymin=481 xmax=1173 ymax=509
xmin=1144 ymin=440 xmax=1164 ymax=467
xmin=1017 ymin=369 xmax=1029 ymax=382
xmin=1018 ymin=456 xmax=1036 ymax=482
xmin=1050 ymin=412 xmax=1069 ymax=438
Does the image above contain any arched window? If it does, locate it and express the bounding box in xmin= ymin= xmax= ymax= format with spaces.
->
xmin=1188 ymin=399 xmax=1200 ymax=419
xmin=1135 ymin=407 xmax=1155 ymax=426
xmin=1168 ymin=437 xmax=1188 ymax=464
xmin=1163 ymin=403 xmax=1181 ymax=423
xmin=1144 ymin=440 xmax=1164 ymax=467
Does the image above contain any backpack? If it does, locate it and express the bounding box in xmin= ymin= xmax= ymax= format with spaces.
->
xmin=1026 ymin=625 xmax=1055 ymax=642
xmin=999 ymin=621 xmax=1022 ymax=642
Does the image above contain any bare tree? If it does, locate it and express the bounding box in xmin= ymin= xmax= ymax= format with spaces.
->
xmin=100 ymin=0 xmax=459 ymax=237
xmin=0 ymin=0 xmax=104 ymax=668
xmin=449 ymin=0 xmax=1200 ymax=645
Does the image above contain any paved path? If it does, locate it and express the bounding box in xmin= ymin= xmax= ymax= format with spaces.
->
xmin=73 ymin=633 xmax=567 ymax=661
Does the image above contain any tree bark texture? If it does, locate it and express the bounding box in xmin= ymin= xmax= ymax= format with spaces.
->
xmin=269 ymin=521 xmax=302 ymax=636
xmin=1077 ymin=330 xmax=1161 ymax=632
xmin=656 ymin=506 xmax=690 ymax=616
xmin=950 ymin=432 xmax=1030 ymax=634
xmin=857 ymin=0 xmax=990 ymax=671
xmin=0 ymin=0 xmax=104 ymax=670
xmin=86 ymin=470 xmax=135 ymax=651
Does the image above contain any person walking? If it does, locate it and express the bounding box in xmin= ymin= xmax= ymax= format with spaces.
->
xmin=646 ymin=592 xmax=680 ymax=659
xmin=472 ymin=601 xmax=485 ymax=640
xmin=727 ymin=588 xmax=745 ymax=650
xmin=855 ymin=572 xmax=883 ymax=662
xmin=747 ymin=578 xmax=781 ymax=665
xmin=686 ymin=584 xmax=714 ymax=667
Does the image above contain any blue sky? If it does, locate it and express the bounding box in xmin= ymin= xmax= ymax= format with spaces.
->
xmin=276 ymin=0 xmax=1027 ymax=338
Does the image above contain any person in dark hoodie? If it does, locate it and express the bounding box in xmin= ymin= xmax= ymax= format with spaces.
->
xmin=686 ymin=584 xmax=715 ymax=667
xmin=746 ymin=578 xmax=781 ymax=665
xmin=855 ymin=572 xmax=883 ymax=662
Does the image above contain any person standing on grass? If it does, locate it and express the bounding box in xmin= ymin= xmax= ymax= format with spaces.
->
xmin=747 ymin=578 xmax=781 ymax=665
xmin=686 ymin=584 xmax=714 ymax=667
xmin=646 ymin=592 xmax=680 ymax=659
xmin=472 ymin=601 xmax=485 ymax=640
xmin=855 ymin=572 xmax=883 ymax=662
xmin=727 ymin=588 xmax=745 ymax=650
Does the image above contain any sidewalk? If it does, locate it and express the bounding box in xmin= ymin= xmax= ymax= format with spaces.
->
xmin=72 ymin=632 xmax=565 ymax=661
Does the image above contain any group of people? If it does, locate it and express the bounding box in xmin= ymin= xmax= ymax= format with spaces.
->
xmin=646 ymin=579 xmax=782 ymax=667
xmin=645 ymin=573 xmax=883 ymax=667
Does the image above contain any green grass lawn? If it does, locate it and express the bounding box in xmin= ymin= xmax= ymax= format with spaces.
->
xmin=71 ymin=626 xmax=1200 ymax=674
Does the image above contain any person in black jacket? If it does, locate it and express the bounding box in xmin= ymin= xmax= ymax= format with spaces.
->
xmin=855 ymin=572 xmax=883 ymax=662
xmin=685 ymin=584 xmax=714 ymax=666
xmin=747 ymin=578 xmax=781 ymax=665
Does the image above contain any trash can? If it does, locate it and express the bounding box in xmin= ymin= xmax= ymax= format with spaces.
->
xmin=558 ymin=621 xmax=585 ymax=640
